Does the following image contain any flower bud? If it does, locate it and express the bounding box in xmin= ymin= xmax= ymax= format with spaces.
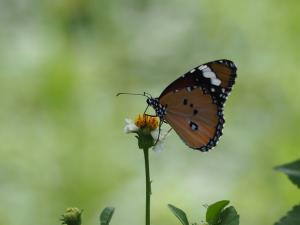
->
xmin=61 ymin=207 xmax=82 ymax=225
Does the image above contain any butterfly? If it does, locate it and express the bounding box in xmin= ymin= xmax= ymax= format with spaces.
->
xmin=119 ymin=59 xmax=237 ymax=151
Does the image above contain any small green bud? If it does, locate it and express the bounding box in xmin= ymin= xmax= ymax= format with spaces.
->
xmin=61 ymin=207 xmax=82 ymax=225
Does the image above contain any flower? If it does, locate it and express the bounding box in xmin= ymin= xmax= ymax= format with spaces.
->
xmin=150 ymin=128 xmax=169 ymax=152
xmin=124 ymin=114 xmax=168 ymax=151
xmin=124 ymin=118 xmax=139 ymax=133
xmin=134 ymin=114 xmax=158 ymax=131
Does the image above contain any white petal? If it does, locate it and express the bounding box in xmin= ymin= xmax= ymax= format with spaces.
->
xmin=152 ymin=140 xmax=164 ymax=152
xmin=125 ymin=118 xmax=133 ymax=124
xmin=151 ymin=129 xmax=159 ymax=140
xmin=151 ymin=129 xmax=169 ymax=152
xmin=124 ymin=118 xmax=139 ymax=133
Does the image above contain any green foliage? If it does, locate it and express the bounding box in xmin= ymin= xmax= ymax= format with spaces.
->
xmin=275 ymin=159 xmax=300 ymax=225
xmin=206 ymin=201 xmax=239 ymax=225
xmin=169 ymin=201 xmax=239 ymax=225
xmin=218 ymin=206 xmax=239 ymax=225
xmin=206 ymin=200 xmax=229 ymax=225
xmin=275 ymin=204 xmax=300 ymax=225
xmin=168 ymin=204 xmax=190 ymax=225
xmin=275 ymin=159 xmax=300 ymax=188
xmin=100 ymin=207 xmax=115 ymax=225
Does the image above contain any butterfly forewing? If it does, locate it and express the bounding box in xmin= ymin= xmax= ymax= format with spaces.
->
xmin=159 ymin=59 xmax=237 ymax=107
xmin=159 ymin=88 xmax=223 ymax=151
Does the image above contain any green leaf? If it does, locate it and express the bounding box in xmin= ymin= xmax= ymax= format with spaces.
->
xmin=275 ymin=159 xmax=300 ymax=188
xmin=168 ymin=204 xmax=190 ymax=225
xmin=206 ymin=200 xmax=230 ymax=225
xmin=219 ymin=206 xmax=239 ymax=225
xmin=100 ymin=207 xmax=115 ymax=225
xmin=275 ymin=204 xmax=300 ymax=225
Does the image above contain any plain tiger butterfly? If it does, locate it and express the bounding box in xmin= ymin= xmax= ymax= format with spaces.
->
xmin=118 ymin=59 xmax=237 ymax=152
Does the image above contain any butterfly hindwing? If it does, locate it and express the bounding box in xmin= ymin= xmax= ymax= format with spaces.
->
xmin=159 ymin=88 xmax=223 ymax=151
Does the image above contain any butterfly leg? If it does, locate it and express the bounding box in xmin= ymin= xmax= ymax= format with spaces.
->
xmin=154 ymin=120 xmax=163 ymax=145
xmin=144 ymin=114 xmax=157 ymax=117
xmin=166 ymin=127 xmax=173 ymax=135
xmin=153 ymin=125 xmax=172 ymax=146
xmin=143 ymin=104 xmax=149 ymax=115
xmin=143 ymin=105 xmax=159 ymax=117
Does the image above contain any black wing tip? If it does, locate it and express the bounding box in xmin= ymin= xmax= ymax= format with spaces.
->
xmin=215 ymin=59 xmax=237 ymax=69
xmin=205 ymin=59 xmax=237 ymax=91
xmin=216 ymin=59 xmax=238 ymax=104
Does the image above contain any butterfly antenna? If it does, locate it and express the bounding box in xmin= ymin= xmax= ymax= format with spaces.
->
xmin=143 ymin=92 xmax=152 ymax=98
xmin=116 ymin=92 xmax=151 ymax=98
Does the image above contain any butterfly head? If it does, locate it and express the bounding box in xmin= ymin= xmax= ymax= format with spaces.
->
xmin=146 ymin=98 xmax=166 ymax=118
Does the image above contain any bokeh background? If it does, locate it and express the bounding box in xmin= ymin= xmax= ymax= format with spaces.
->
xmin=1 ymin=0 xmax=300 ymax=225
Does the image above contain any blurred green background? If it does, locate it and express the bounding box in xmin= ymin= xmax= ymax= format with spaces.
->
xmin=1 ymin=0 xmax=300 ymax=225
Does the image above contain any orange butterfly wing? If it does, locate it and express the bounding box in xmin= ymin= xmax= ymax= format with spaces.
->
xmin=152 ymin=59 xmax=237 ymax=151
xmin=159 ymin=88 xmax=223 ymax=151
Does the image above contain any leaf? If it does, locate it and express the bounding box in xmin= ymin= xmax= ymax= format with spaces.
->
xmin=206 ymin=200 xmax=230 ymax=225
xmin=219 ymin=206 xmax=239 ymax=225
xmin=275 ymin=204 xmax=300 ymax=225
xmin=275 ymin=159 xmax=300 ymax=188
xmin=168 ymin=204 xmax=189 ymax=225
xmin=100 ymin=207 xmax=115 ymax=225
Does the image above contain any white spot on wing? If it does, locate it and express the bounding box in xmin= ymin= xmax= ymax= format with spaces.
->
xmin=201 ymin=67 xmax=211 ymax=73
xmin=198 ymin=65 xmax=207 ymax=70
xmin=212 ymin=78 xmax=221 ymax=86
xmin=202 ymin=71 xmax=216 ymax=79
xmin=190 ymin=69 xmax=196 ymax=73
xmin=200 ymin=66 xmax=222 ymax=86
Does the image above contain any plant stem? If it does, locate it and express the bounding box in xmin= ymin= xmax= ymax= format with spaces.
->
xmin=143 ymin=148 xmax=151 ymax=225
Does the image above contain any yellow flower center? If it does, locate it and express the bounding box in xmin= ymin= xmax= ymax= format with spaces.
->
xmin=135 ymin=114 xmax=159 ymax=131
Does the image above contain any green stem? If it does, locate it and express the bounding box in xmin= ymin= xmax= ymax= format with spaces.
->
xmin=143 ymin=148 xmax=151 ymax=225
